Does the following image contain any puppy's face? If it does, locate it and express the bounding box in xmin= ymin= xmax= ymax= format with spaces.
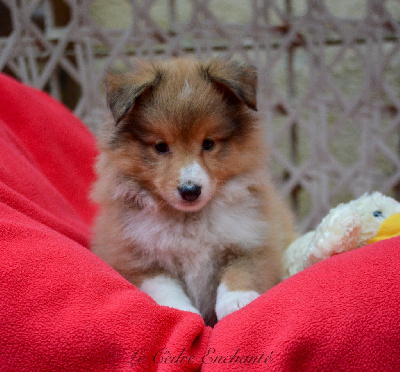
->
xmin=101 ymin=58 xmax=266 ymax=212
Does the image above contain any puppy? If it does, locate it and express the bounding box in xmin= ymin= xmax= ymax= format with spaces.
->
xmin=91 ymin=57 xmax=297 ymax=326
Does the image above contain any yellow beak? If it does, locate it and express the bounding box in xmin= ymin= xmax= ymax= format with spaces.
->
xmin=368 ymin=212 xmax=400 ymax=244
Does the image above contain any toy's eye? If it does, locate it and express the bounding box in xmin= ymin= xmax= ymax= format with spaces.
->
xmin=202 ymin=138 xmax=215 ymax=151
xmin=373 ymin=211 xmax=383 ymax=218
xmin=154 ymin=141 xmax=169 ymax=154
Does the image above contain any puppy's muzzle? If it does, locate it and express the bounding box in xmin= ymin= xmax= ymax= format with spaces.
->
xmin=178 ymin=183 xmax=202 ymax=202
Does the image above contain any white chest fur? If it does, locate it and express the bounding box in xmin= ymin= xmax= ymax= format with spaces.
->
xmin=119 ymin=176 xmax=268 ymax=317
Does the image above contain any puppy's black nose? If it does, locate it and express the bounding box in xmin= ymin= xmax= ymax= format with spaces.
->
xmin=178 ymin=184 xmax=202 ymax=202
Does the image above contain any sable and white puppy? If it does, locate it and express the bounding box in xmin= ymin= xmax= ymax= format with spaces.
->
xmin=91 ymin=57 xmax=297 ymax=326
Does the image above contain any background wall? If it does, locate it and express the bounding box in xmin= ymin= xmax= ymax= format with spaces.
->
xmin=1 ymin=0 xmax=399 ymax=231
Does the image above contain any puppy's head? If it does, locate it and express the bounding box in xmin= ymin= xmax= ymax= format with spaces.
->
xmin=100 ymin=57 xmax=266 ymax=212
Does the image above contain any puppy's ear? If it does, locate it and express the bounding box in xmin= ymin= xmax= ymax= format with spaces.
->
xmin=203 ymin=59 xmax=257 ymax=111
xmin=105 ymin=62 xmax=162 ymax=124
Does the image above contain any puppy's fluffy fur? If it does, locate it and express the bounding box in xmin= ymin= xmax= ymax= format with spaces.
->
xmin=91 ymin=57 xmax=296 ymax=325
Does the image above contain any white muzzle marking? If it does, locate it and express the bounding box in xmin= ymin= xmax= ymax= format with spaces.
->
xmin=174 ymin=162 xmax=212 ymax=211
xmin=179 ymin=162 xmax=209 ymax=187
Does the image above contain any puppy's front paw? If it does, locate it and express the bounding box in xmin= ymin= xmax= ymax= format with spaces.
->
xmin=140 ymin=275 xmax=200 ymax=316
xmin=166 ymin=301 xmax=201 ymax=315
xmin=215 ymin=283 xmax=259 ymax=321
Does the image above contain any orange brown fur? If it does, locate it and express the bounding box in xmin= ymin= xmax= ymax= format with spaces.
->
xmin=91 ymin=57 xmax=297 ymax=326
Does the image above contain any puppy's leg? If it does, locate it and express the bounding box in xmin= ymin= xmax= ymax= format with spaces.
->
xmin=216 ymin=282 xmax=259 ymax=321
xmin=140 ymin=274 xmax=200 ymax=315
xmin=215 ymin=252 xmax=280 ymax=321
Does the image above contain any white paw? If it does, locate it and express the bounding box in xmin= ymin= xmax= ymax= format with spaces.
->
xmin=215 ymin=283 xmax=259 ymax=321
xmin=165 ymin=300 xmax=200 ymax=315
xmin=140 ymin=275 xmax=200 ymax=315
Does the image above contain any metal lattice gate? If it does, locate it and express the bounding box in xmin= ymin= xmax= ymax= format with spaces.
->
xmin=1 ymin=0 xmax=399 ymax=231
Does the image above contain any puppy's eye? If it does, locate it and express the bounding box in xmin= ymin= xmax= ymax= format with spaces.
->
xmin=154 ymin=142 xmax=169 ymax=153
xmin=373 ymin=211 xmax=383 ymax=218
xmin=202 ymin=138 xmax=215 ymax=151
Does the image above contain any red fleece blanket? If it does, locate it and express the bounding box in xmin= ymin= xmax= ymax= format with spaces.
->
xmin=1 ymin=73 xmax=399 ymax=371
